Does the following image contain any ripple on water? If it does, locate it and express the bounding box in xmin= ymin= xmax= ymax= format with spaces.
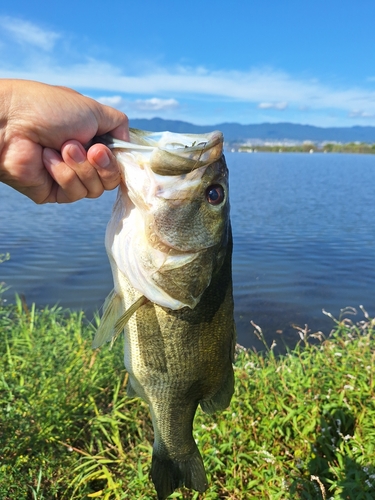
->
xmin=2 ymin=152 xmax=375 ymax=348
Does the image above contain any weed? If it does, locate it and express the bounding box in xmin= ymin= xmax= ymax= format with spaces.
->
xmin=1 ymin=298 xmax=375 ymax=499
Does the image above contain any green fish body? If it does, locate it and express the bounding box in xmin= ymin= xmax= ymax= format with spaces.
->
xmin=93 ymin=129 xmax=236 ymax=499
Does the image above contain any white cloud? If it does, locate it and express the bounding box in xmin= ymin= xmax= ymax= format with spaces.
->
xmin=348 ymin=110 xmax=375 ymax=118
xmin=96 ymin=95 xmax=180 ymax=113
xmin=97 ymin=95 xmax=127 ymax=108
xmin=258 ymin=101 xmax=288 ymax=110
xmin=133 ymin=98 xmax=179 ymax=111
xmin=4 ymin=60 xmax=375 ymax=118
xmin=0 ymin=16 xmax=60 ymax=51
xmin=2 ymin=17 xmax=375 ymax=125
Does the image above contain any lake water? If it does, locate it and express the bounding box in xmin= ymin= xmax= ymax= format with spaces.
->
xmin=1 ymin=152 xmax=375 ymax=350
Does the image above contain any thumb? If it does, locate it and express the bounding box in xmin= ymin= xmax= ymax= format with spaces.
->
xmin=94 ymin=103 xmax=129 ymax=141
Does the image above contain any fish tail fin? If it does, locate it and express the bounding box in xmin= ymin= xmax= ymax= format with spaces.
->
xmin=151 ymin=447 xmax=208 ymax=500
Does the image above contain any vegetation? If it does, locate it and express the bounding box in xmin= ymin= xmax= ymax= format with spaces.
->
xmin=237 ymin=142 xmax=375 ymax=154
xmin=321 ymin=142 xmax=375 ymax=154
xmin=1 ymin=288 xmax=375 ymax=499
xmin=0 ymin=253 xmax=10 ymax=264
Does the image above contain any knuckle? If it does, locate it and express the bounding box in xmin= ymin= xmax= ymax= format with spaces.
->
xmin=86 ymin=185 xmax=104 ymax=199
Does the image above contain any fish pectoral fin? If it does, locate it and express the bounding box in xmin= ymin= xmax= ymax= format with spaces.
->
xmin=200 ymin=366 xmax=234 ymax=414
xmin=92 ymin=292 xmax=148 ymax=350
xmin=92 ymin=290 xmax=123 ymax=349
xmin=112 ymin=295 xmax=149 ymax=347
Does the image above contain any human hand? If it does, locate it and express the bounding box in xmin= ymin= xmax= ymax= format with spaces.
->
xmin=0 ymin=79 xmax=129 ymax=203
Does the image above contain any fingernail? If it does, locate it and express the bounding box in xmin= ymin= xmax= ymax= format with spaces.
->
xmin=43 ymin=148 xmax=61 ymax=167
xmin=67 ymin=144 xmax=86 ymax=164
xmin=95 ymin=149 xmax=111 ymax=168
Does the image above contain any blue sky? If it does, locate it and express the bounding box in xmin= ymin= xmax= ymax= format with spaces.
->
xmin=1 ymin=0 xmax=375 ymax=127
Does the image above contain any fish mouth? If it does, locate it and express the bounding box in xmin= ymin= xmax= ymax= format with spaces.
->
xmin=94 ymin=129 xmax=224 ymax=175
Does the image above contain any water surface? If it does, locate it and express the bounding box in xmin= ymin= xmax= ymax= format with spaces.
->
xmin=1 ymin=152 xmax=375 ymax=349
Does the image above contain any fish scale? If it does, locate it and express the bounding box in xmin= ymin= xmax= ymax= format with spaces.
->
xmin=93 ymin=129 xmax=236 ymax=499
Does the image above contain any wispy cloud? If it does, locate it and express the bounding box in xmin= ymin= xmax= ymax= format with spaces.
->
xmin=96 ymin=95 xmax=128 ymax=109
xmin=2 ymin=17 xmax=375 ymax=125
xmin=3 ymin=58 xmax=375 ymax=118
xmin=258 ymin=101 xmax=288 ymax=110
xmin=0 ymin=16 xmax=60 ymax=51
xmin=348 ymin=110 xmax=375 ymax=118
xmin=97 ymin=96 xmax=180 ymax=114
xmin=133 ymin=98 xmax=179 ymax=111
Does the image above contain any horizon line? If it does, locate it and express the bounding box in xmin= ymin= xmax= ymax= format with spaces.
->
xmin=129 ymin=117 xmax=375 ymax=129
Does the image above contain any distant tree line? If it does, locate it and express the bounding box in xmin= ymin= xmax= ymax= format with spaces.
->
xmin=237 ymin=142 xmax=375 ymax=154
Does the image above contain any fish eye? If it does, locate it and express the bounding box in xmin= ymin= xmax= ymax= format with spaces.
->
xmin=206 ymin=184 xmax=225 ymax=205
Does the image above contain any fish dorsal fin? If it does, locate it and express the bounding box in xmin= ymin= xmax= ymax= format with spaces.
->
xmin=92 ymin=292 xmax=148 ymax=349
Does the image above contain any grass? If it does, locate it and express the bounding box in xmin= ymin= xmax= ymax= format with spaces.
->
xmin=1 ymin=288 xmax=375 ymax=499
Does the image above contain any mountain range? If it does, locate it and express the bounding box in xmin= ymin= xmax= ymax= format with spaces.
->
xmin=130 ymin=118 xmax=375 ymax=144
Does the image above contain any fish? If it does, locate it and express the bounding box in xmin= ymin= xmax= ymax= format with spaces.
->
xmin=92 ymin=128 xmax=236 ymax=499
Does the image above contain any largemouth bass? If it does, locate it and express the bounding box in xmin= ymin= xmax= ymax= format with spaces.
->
xmin=93 ymin=129 xmax=236 ymax=499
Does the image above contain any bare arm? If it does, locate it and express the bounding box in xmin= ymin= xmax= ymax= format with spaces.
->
xmin=0 ymin=79 xmax=129 ymax=203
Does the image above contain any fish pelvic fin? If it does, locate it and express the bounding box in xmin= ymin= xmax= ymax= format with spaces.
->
xmin=151 ymin=447 xmax=208 ymax=500
xmin=92 ymin=292 xmax=148 ymax=349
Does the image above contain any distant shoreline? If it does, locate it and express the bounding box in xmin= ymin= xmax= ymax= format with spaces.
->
xmin=233 ymin=142 xmax=375 ymax=154
xmin=131 ymin=118 xmax=375 ymax=144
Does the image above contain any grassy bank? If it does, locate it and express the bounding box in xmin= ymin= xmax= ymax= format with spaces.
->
xmin=1 ymin=293 xmax=375 ymax=499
